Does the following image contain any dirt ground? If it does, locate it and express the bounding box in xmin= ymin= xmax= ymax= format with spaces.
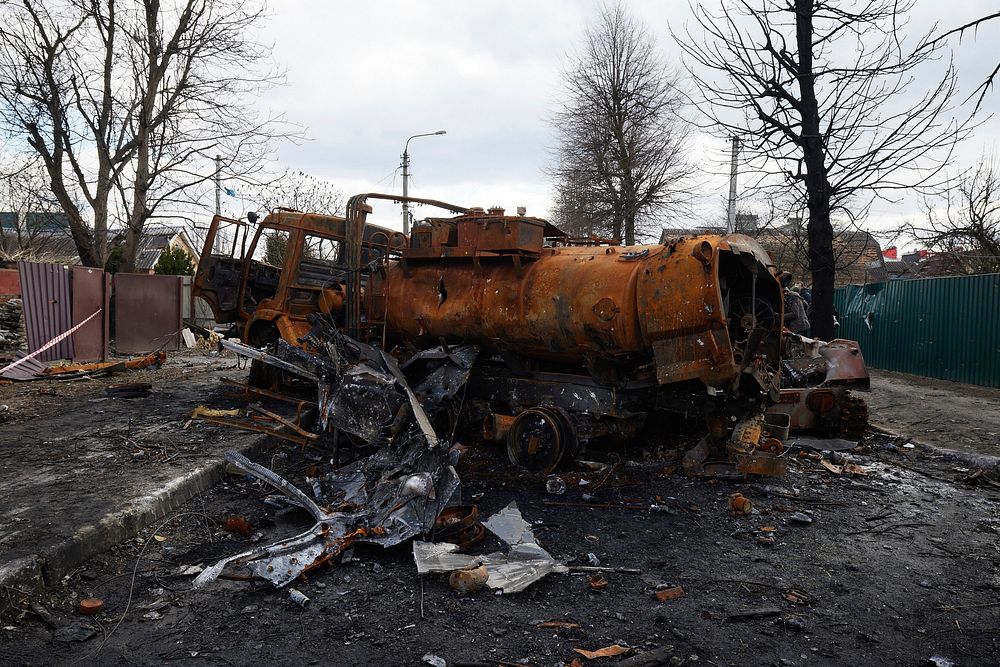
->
xmin=2 ymin=421 xmax=999 ymax=666
xmin=1 ymin=355 xmax=999 ymax=666
xmin=0 ymin=350 xmax=242 ymax=425
xmin=866 ymin=369 xmax=1000 ymax=459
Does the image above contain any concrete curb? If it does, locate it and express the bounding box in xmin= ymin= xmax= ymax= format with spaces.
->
xmin=870 ymin=422 xmax=1000 ymax=470
xmin=0 ymin=435 xmax=272 ymax=609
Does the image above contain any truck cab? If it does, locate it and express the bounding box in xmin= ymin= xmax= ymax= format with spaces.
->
xmin=193 ymin=208 xmax=406 ymax=352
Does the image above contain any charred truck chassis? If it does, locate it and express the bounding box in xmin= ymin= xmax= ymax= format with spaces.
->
xmin=194 ymin=194 xmax=807 ymax=474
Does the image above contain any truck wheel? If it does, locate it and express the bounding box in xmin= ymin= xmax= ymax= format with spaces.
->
xmin=506 ymin=406 xmax=576 ymax=473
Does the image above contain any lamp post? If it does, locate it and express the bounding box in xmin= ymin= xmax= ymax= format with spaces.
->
xmin=401 ymin=130 xmax=446 ymax=234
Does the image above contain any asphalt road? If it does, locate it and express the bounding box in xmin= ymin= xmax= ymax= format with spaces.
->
xmin=867 ymin=368 xmax=1000 ymax=458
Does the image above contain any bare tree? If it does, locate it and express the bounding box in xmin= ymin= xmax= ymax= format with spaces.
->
xmin=254 ymin=170 xmax=344 ymax=217
xmin=903 ymin=155 xmax=1000 ymax=274
xmin=550 ymin=4 xmax=693 ymax=246
xmin=678 ymin=0 xmax=970 ymax=339
xmin=0 ymin=153 xmax=70 ymax=260
xmin=549 ymin=168 xmax=606 ymax=239
xmin=0 ymin=0 xmax=283 ymax=271
xmin=254 ymin=169 xmax=343 ymax=262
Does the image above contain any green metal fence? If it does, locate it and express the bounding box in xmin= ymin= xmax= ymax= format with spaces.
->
xmin=833 ymin=273 xmax=1000 ymax=388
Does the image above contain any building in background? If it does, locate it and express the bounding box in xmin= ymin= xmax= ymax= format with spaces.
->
xmin=660 ymin=217 xmax=885 ymax=287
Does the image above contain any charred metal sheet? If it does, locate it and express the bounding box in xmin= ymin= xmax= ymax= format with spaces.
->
xmin=18 ymin=261 xmax=73 ymax=362
xmin=652 ymin=327 xmax=732 ymax=385
xmin=404 ymin=344 xmax=479 ymax=415
xmin=380 ymin=350 xmax=441 ymax=448
xmin=321 ymin=373 xmax=403 ymax=444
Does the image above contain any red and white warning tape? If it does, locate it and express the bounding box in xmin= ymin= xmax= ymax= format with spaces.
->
xmin=0 ymin=308 xmax=102 ymax=376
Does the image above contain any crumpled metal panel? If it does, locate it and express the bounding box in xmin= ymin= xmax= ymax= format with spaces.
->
xmin=413 ymin=501 xmax=567 ymax=594
xmin=0 ymin=350 xmax=47 ymax=380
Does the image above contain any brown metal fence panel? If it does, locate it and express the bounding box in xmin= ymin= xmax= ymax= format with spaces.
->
xmin=114 ymin=273 xmax=183 ymax=354
xmin=71 ymin=267 xmax=110 ymax=362
xmin=17 ymin=261 xmax=73 ymax=361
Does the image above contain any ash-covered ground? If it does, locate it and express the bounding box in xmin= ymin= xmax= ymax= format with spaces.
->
xmin=2 ymin=420 xmax=998 ymax=667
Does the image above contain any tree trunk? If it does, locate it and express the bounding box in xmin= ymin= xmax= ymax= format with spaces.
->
xmin=611 ymin=210 xmax=624 ymax=243
xmin=795 ymin=0 xmax=836 ymax=341
xmin=624 ymin=208 xmax=636 ymax=246
xmin=120 ymin=1 xmax=159 ymax=274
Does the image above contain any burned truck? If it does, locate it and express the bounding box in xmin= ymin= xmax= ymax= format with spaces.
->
xmin=195 ymin=194 xmax=793 ymax=472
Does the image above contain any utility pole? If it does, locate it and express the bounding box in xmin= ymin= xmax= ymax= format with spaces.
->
xmin=726 ymin=136 xmax=739 ymax=234
xmin=214 ymin=154 xmax=222 ymax=216
xmin=401 ymin=149 xmax=410 ymax=234
xmin=401 ymin=130 xmax=447 ymax=235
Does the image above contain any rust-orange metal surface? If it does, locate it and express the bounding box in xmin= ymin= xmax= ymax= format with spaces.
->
xmin=373 ymin=234 xmax=776 ymax=386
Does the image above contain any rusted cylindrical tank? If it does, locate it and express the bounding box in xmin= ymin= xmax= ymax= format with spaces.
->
xmin=371 ymin=233 xmax=779 ymax=388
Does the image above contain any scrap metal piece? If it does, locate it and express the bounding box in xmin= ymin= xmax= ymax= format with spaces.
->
xmin=412 ymin=541 xmax=481 ymax=575
xmin=0 ymin=351 xmax=46 ymax=381
xmin=736 ymin=451 xmax=788 ymax=477
xmin=194 ymin=522 xmax=343 ymax=589
xmin=789 ymin=436 xmax=859 ymax=452
xmin=480 ymin=541 xmax=568 ymax=594
xmin=412 ymin=502 xmax=566 ymax=594
xmin=322 ymin=369 xmax=404 ymax=443
xmin=198 ymin=435 xmax=461 ymax=586
xmin=380 ymin=350 xmax=439 ymax=448
xmin=221 ymin=339 xmax=321 ymax=382
xmin=43 ymin=351 xmax=167 ymax=376
xmin=481 ymin=501 xmax=537 ymax=546
xmin=479 ymin=502 xmax=567 ymax=593
xmin=225 ymin=451 xmax=331 ymax=522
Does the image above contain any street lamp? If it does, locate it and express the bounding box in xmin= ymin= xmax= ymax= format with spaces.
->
xmin=401 ymin=130 xmax=446 ymax=234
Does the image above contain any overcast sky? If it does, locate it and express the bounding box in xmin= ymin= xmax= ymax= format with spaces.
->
xmin=244 ymin=1 xmax=1000 ymax=244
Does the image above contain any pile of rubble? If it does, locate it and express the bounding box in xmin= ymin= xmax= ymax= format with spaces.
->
xmin=0 ymin=298 xmax=24 ymax=352
xmin=195 ymin=315 xmax=507 ymax=589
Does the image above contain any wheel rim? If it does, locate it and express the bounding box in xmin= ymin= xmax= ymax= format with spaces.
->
xmin=506 ymin=408 xmax=564 ymax=473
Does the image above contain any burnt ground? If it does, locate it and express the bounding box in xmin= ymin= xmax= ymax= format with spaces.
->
xmin=867 ymin=369 xmax=1000 ymax=459
xmin=2 ymin=419 xmax=999 ymax=667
